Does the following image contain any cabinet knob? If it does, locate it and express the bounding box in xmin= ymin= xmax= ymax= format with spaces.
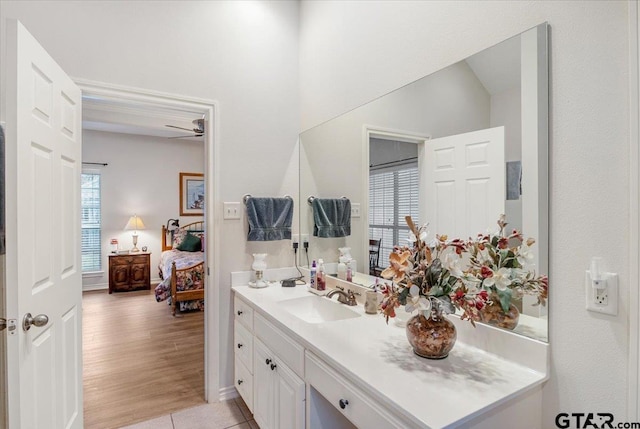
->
xmin=270 ymin=363 xmax=277 ymax=371
xmin=237 ymin=379 xmax=243 ymax=385
xmin=237 ymin=343 xmax=243 ymax=349
xmin=339 ymin=399 xmax=349 ymax=409
xmin=265 ymin=358 xmax=272 ymax=365
xmin=237 ymin=310 xmax=243 ymax=316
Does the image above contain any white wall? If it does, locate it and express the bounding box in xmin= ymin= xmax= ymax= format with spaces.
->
xmin=0 ymin=0 xmax=300 ymax=396
xmin=492 ymin=87 xmax=523 ymax=233
xmin=81 ymin=130 xmax=204 ymax=290
xmin=300 ymin=1 xmax=630 ymax=426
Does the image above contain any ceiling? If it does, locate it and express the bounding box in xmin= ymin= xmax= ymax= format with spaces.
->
xmin=82 ymin=94 xmax=205 ymax=140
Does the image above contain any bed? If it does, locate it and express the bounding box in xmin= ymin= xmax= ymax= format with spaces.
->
xmin=154 ymin=221 xmax=205 ymax=316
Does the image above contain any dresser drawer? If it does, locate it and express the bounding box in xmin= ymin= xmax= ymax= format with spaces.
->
xmin=254 ymin=313 xmax=304 ymax=378
xmin=234 ymin=358 xmax=253 ymax=413
xmin=234 ymin=296 xmax=254 ymax=330
xmin=305 ymin=352 xmax=405 ymax=429
xmin=234 ymin=320 xmax=253 ymax=372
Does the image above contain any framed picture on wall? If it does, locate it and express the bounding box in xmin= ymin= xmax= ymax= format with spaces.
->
xmin=180 ymin=172 xmax=204 ymax=216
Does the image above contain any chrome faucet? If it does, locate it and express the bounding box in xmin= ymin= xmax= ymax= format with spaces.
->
xmin=326 ymin=286 xmax=359 ymax=306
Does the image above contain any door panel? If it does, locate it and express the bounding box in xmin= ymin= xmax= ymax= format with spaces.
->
xmin=5 ymin=20 xmax=83 ymax=429
xmin=423 ymin=127 xmax=505 ymax=238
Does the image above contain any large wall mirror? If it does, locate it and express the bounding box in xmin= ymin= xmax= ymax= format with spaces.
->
xmin=299 ymin=23 xmax=548 ymax=342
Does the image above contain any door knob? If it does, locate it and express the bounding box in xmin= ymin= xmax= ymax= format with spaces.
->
xmin=22 ymin=313 xmax=49 ymax=331
xmin=0 ymin=318 xmax=6 ymax=332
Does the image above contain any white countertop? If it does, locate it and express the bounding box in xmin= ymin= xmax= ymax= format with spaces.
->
xmin=232 ymin=282 xmax=547 ymax=429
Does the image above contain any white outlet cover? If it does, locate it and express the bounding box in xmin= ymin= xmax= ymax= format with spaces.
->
xmin=585 ymin=271 xmax=618 ymax=316
xmin=223 ymin=202 xmax=241 ymax=220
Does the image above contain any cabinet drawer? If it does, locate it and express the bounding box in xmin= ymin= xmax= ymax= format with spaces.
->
xmin=234 ymin=320 xmax=253 ymax=371
xmin=235 ymin=358 xmax=253 ymax=413
xmin=234 ymin=296 xmax=254 ymax=330
xmin=305 ymin=352 xmax=405 ymax=429
xmin=254 ymin=313 xmax=304 ymax=378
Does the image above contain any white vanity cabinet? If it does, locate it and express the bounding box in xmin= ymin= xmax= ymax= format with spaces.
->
xmin=234 ymin=297 xmax=254 ymax=412
xmin=234 ymin=296 xmax=305 ymax=428
xmin=253 ymin=338 xmax=305 ymax=429
xmin=305 ymin=351 xmax=409 ymax=429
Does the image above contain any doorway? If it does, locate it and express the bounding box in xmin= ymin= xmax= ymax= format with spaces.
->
xmin=77 ymin=80 xmax=219 ymax=427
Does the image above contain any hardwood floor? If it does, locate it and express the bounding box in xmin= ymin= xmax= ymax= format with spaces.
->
xmin=83 ymin=289 xmax=205 ymax=429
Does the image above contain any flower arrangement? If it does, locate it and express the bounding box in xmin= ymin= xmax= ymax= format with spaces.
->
xmin=378 ymin=216 xmax=489 ymax=325
xmin=465 ymin=215 xmax=548 ymax=317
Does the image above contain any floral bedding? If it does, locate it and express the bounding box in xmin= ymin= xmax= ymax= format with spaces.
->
xmin=155 ymin=249 xmax=205 ymax=312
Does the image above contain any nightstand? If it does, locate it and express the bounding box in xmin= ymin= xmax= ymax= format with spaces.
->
xmin=108 ymin=252 xmax=151 ymax=293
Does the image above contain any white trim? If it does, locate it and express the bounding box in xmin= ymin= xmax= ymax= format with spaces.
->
xmin=218 ymin=385 xmax=239 ymax=402
xmin=629 ymin=0 xmax=640 ymax=420
xmin=81 ymin=270 xmax=104 ymax=278
xmin=82 ymin=284 xmax=108 ymax=292
xmin=75 ymin=79 xmax=221 ymax=404
xmin=361 ymin=125 xmax=430 ymax=266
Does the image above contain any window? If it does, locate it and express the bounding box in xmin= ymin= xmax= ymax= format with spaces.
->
xmin=81 ymin=172 xmax=101 ymax=272
xmin=369 ymin=164 xmax=419 ymax=268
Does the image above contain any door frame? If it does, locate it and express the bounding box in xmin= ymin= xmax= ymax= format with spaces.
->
xmin=75 ymin=78 xmax=221 ymax=403
xmin=361 ymin=125 xmax=430 ymax=268
xmin=629 ymin=0 xmax=640 ymax=420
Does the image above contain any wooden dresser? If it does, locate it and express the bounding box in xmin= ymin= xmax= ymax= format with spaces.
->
xmin=108 ymin=252 xmax=151 ymax=293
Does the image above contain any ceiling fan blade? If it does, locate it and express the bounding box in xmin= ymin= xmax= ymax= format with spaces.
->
xmin=165 ymin=124 xmax=194 ymax=132
xmin=167 ymin=134 xmax=204 ymax=139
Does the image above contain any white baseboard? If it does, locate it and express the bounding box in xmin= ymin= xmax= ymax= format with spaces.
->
xmin=219 ymin=385 xmax=239 ymax=402
xmin=82 ymin=284 xmax=108 ymax=292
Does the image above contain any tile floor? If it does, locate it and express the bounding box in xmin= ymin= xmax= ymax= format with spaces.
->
xmin=120 ymin=397 xmax=258 ymax=429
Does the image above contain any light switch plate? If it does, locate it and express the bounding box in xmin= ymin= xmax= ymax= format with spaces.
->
xmin=223 ymin=202 xmax=241 ymax=220
xmin=351 ymin=203 xmax=361 ymax=218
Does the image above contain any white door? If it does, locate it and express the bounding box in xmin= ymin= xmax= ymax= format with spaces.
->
xmin=422 ymin=127 xmax=505 ymax=238
xmin=4 ymin=20 xmax=83 ymax=428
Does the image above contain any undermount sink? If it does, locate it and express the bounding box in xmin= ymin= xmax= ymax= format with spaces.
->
xmin=277 ymin=295 xmax=361 ymax=324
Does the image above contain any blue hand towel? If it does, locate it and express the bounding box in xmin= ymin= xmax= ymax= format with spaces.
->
xmin=246 ymin=197 xmax=294 ymax=241
xmin=312 ymin=198 xmax=351 ymax=238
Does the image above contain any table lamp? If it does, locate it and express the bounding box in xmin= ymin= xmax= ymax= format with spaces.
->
xmin=124 ymin=214 xmax=146 ymax=252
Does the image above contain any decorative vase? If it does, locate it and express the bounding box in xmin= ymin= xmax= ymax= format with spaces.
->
xmin=405 ymin=311 xmax=457 ymax=359
xmin=480 ymin=300 xmax=520 ymax=330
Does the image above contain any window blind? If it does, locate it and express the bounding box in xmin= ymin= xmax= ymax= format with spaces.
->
xmin=369 ymin=164 xmax=419 ymax=267
xmin=81 ymin=173 xmax=101 ymax=272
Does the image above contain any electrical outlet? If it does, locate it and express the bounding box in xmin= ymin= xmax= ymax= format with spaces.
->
xmin=351 ymin=203 xmax=361 ymax=218
xmin=223 ymin=202 xmax=241 ymax=220
xmin=292 ymin=234 xmax=299 ymax=244
xmin=585 ymin=271 xmax=618 ymax=315
xmin=301 ymin=234 xmax=309 ymax=243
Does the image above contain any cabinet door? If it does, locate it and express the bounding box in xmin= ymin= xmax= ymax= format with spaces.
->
xmin=129 ymin=262 xmax=148 ymax=287
xmin=110 ymin=263 xmax=130 ymax=290
xmin=253 ymin=339 xmax=276 ymax=429
xmin=276 ymin=359 xmax=305 ymax=429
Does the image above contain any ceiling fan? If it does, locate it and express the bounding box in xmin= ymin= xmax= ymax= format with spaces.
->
xmin=165 ymin=118 xmax=205 ymax=139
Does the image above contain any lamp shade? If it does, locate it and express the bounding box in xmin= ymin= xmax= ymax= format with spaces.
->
xmin=124 ymin=215 xmax=146 ymax=231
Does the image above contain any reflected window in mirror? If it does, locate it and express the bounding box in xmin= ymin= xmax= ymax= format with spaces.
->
xmin=369 ymin=138 xmax=419 ymax=270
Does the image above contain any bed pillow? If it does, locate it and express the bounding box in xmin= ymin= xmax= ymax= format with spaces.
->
xmin=172 ymin=228 xmax=188 ymax=249
xmin=176 ymin=232 xmax=202 ymax=252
